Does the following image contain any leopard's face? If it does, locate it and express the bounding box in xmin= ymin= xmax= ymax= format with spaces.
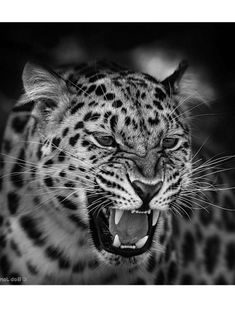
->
xmin=28 ymin=63 xmax=191 ymax=266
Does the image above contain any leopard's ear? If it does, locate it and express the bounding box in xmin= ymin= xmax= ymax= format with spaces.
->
xmin=21 ymin=62 xmax=71 ymax=133
xmin=161 ymin=60 xmax=188 ymax=94
xmin=22 ymin=62 xmax=69 ymax=105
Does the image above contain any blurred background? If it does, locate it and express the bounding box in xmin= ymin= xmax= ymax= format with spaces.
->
xmin=0 ymin=23 xmax=235 ymax=172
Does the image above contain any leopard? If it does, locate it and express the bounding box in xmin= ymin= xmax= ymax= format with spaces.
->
xmin=0 ymin=59 xmax=234 ymax=285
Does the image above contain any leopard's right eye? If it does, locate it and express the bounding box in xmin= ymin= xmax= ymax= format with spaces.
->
xmin=93 ymin=134 xmax=116 ymax=148
xmin=162 ymin=137 xmax=179 ymax=150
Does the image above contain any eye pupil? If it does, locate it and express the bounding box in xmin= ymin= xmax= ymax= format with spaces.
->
xmin=96 ymin=135 xmax=115 ymax=147
xmin=162 ymin=138 xmax=178 ymax=149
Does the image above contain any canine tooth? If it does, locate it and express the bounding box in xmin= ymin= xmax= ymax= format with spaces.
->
xmin=113 ymin=234 xmax=121 ymax=247
xmin=147 ymin=210 xmax=151 ymax=214
xmin=152 ymin=210 xmax=160 ymax=226
xmin=115 ymin=209 xmax=124 ymax=225
xmin=135 ymin=236 xmax=148 ymax=248
xmin=131 ymin=210 xmax=135 ymax=214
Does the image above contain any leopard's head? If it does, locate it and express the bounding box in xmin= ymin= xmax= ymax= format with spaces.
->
xmin=22 ymin=61 xmax=192 ymax=266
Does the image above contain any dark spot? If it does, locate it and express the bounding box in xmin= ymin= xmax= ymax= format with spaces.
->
xmin=182 ymin=232 xmax=195 ymax=267
xmin=154 ymin=270 xmax=165 ymax=284
xmin=10 ymin=240 xmax=21 ymax=256
xmin=44 ymin=159 xmax=54 ymax=167
xmin=57 ymin=196 xmax=77 ymax=210
xmin=215 ymin=275 xmax=228 ymax=285
xmin=153 ymin=100 xmax=163 ymax=110
xmin=0 ymin=215 xmax=3 ymax=227
xmin=59 ymin=171 xmax=66 ymax=178
xmin=69 ymin=214 xmax=88 ymax=230
xmin=7 ymin=192 xmax=19 ymax=215
xmin=106 ymin=93 xmax=115 ymax=100
xmin=69 ymin=133 xmax=80 ymax=146
xmin=52 ymin=137 xmax=61 ymax=150
xmin=95 ymin=84 xmax=107 ymax=96
xmin=27 ymin=262 xmax=38 ymax=275
xmin=225 ymin=242 xmax=235 ymax=270
xmin=110 ymin=115 xmax=118 ymax=132
xmin=59 ymin=257 xmax=70 ymax=269
xmin=148 ymin=115 xmax=159 ymax=126
xmin=167 ymin=261 xmax=178 ymax=284
xmin=131 ymin=278 xmax=146 ymax=285
xmin=44 ymin=176 xmax=54 ymax=187
xmin=0 ymin=255 xmax=10 ymax=275
xmin=112 ymin=100 xmax=123 ymax=108
xmin=103 ymin=111 xmax=112 ymax=123
xmin=125 ymin=116 xmax=131 ymax=126
xmin=68 ymin=164 xmax=76 ymax=171
xmin=62 ymin=127 xmax=69 ymax=137
xmin=58 ymin=150 xmax=66 ymax=162
xmin=82 ymin=140 xmax=90 ymax=147
xmin=45 ymin=246 xmax=62 ymax=260
xmin=20 ymin=215 xmax=45 ymax=246
xmin=88 ymin=259 xmax=99 ymax=269
xmin=181 ymin=274 xmax=193 ymax=285
xmin=71 ymin=102 xmax=85 ymax=115
xmin=64 ymin=181 xmax=75 ymax=188
xmin=100 ymin=273 xmax=118 ymax=284
xmin=11 ymin=115 xmax=29 ymax=133
xmin=73 ymin=261 xmax=86 ymax=273
xmin=86 ymin=84 xmax=96 ymax=94
xmin=155 ymin=88 xmax=166 ymax=101
xmin=74 ymin=121 xmax=84 ymax=130
xmin=0 ymin=235 xmax=6 ymax=248
xmin=204 ymin=235 xmax=220 ymax=274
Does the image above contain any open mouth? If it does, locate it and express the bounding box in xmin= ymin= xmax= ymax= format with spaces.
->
xmin=89 ymin=205 xmax=161 ymax=257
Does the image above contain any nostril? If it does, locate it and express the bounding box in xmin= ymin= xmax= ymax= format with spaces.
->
xmin=132 ymin=180 xmax=163 ymax=203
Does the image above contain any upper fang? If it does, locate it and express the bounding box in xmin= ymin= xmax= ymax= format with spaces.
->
xmin=152 ymin=210 xmax=160 ymax=226
xmin=115 ymin=209 xmax=124 ymax=225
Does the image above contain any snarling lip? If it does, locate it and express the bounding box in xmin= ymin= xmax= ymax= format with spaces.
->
xmin=89 ymin=205 xmax=161 ymax=257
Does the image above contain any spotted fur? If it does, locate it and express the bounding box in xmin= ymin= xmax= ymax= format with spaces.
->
xmin=0 ymin=60 xmax=234 ymax=285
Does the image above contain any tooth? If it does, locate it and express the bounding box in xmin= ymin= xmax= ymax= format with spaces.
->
xmin=135 ymin=235 xmax=148 ymax=248
xmin=115 ymin=209 xmax=124 ymax=225
xmin=113 ymin=234 xmax=121 ymax=247
xmin=152 ymin=210 xmax=160 ymax=226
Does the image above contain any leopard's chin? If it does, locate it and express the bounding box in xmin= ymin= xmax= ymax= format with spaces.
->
xmin=89 ymin=205 xmax=161 ymax=258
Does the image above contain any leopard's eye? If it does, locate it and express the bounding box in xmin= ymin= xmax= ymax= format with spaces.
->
xmin=94 ymin=134 xmax=116 ymax=147
xmin=162 ymin=137 xmax=179 ymax=150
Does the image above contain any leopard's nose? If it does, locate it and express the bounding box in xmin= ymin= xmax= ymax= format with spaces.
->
xmin=132 ymin=180 xmax=163 ymax=206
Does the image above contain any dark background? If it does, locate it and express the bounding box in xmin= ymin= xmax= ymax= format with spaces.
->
xmin=0 ymin=23 xmax=235 ymax=167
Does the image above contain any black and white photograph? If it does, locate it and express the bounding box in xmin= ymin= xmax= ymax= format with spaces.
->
xmin=1 ymin=22 xmax=235 ymax=287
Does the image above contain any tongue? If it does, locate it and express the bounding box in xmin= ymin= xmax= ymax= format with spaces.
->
xmin=109 ymin=210 xmax=148 ymax=244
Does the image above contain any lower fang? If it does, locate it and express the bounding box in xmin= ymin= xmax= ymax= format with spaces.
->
xmin=135 ymin=235 xmax=148 ymax=249
xmin=113 ymin=235 xmax=121 ymax=247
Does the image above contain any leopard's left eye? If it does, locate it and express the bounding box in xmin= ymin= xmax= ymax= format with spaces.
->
xmin=94 ymin=134 xmax=116 ymax=148
xmin=162 ymin=137 xmax=179 ymax=150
